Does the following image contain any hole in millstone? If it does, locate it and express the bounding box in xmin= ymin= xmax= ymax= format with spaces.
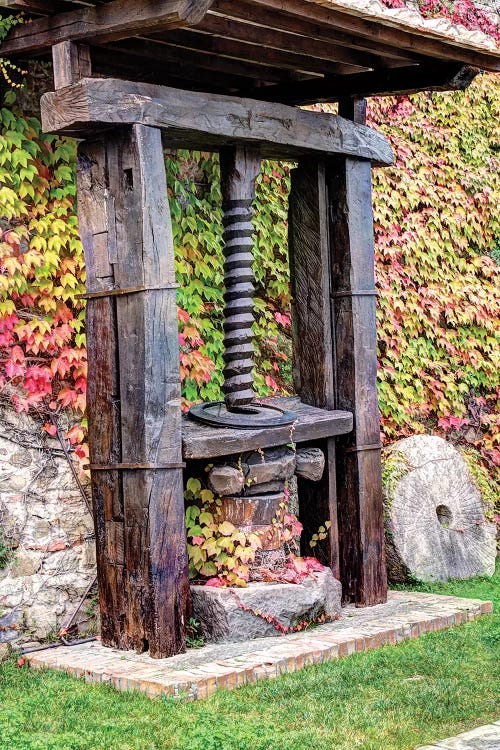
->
xmin=436 ymin=504 xmax=453 ymax=527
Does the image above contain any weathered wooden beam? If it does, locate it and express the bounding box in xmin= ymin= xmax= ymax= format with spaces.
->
xmin=182 ymin=397 xmax=353 ymax=460
xmin=224 ymin=0 xmax=500 ymax=72
xmin=246 ymin=62 xmax=480 ymax=105
xmin=187 ymin=14 xmax=382 ymax=70
xmin=289 ymin=160 xmax=333 ymax=412
xmin=0 ymin=0 xmax=65 ymax=12
xmin=0 ymin=0 xmax=214 ymax=54
xmin=289 ymin=160 xmax=339 ymax=578
xmin=40 ymin=77 xmax=394 ymax=165
xmin=78 ymin=124 xmax=189 ymax=658
xmin=212 ymin=0 xmax=420 ymax=63
xmin=52 ymin=40 xmax=91 ymax=89
xmin=327 ymin=100 xmax=387 ymax=605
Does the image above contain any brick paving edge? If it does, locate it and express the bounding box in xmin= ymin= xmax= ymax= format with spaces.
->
xmin=27 ymin=596 xmax=494 ymax=702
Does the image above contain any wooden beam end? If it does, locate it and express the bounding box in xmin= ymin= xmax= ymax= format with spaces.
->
xmin=40 ymin=79 xmax=90 ymax=134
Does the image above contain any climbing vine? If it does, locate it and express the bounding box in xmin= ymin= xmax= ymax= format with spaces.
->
xmin=0 ymin=50 xmax=498 ymax=496
xmin=367 ymin=75 xmax=500 ymax=478
xmin=380 ymin=0 xmax=500 ymax=44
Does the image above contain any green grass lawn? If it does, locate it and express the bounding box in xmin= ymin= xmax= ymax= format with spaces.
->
xmin=1 ymin=564 xmax=499 ymax=750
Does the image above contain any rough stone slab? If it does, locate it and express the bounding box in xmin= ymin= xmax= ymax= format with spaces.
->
xmin=435 ymin=724 xmax=500 ymax=749
xmin=243 ymin=447 xmax=296 ymax=485
xmin=207 ymin=465 xmax=244 ymax=497
xmin=191 ymin=569 xmax=342 ymax=642
xmin=416 ymin=723 xmax=500 ymax=749
xmin=25 ymin=591 xmax=492 ymax=702
xmin=295 ymin=447 xmax=325 ymax=482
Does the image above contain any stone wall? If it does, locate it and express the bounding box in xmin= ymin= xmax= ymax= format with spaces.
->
xmin=0 ymin=404 xmax=96 ymax=646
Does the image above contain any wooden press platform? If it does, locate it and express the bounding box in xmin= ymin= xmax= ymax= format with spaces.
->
xmin=181 ymin=397 xmax=353 ymax=459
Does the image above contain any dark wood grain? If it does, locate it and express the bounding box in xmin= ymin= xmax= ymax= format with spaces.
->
xmin=182 ymin=398 xmax=352 ymax=460
xmin=39 ymin=77 xmax=394 ymax=166
xmin=52 ymin=40 xmax=91 ymax=89
xmin=78 ymin=125 xmax=189 ymax=658
xmin=0 ymin=0 xmax=214 ymax=54
xmin=289 ymin=160 xmax=333 ymax=411
xmin=288 ymin=159 xmax=339 ymax=577
xmin=77 ymin=137 xmax=125 ymax=646
xmin=327 ymin=143 xmax=387 ymax=606
xmin=245 ymin=62 xmax=480 ymax=105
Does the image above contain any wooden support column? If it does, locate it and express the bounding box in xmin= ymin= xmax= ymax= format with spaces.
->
xmin=77 ymin=123 xmax=189 ymax=657
xmin=328 ymin=98 xmax=387 ymax=605
xmin=52 ymin=40 xmax=91 ymax=89
xmin=289 ymin=159 xmax=339 ymax=578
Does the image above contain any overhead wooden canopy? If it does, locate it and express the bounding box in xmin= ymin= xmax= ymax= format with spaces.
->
xmin=1 ymin=0 xmax=500 ymax=104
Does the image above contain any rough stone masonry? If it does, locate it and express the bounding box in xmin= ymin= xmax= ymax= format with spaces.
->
xmin=0 ymin=404 xmax=95 ymax=646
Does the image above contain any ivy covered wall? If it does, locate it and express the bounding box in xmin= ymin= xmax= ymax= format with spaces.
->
xmin=0 ymin=72 xmax=498 ymax=486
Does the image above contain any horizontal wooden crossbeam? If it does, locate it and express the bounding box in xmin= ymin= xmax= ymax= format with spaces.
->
xmin=245 ymin=62 xmax=481 ymax=105
xmin=0 ymin=0 xmax=214 ymax=54
xmin=40 ymin=77 xmax=394 ymax=165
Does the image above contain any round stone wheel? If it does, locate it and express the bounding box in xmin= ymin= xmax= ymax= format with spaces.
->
xmin=383 ymin=435 xmax=496 ymax=583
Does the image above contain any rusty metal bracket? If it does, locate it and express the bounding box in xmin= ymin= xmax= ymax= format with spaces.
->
xmin=77 ymin=283 xmax=179 ymax=300
xmin=331 ymin=290 xmax=378 ymax=298
xmin=87 ymin=462 xmax=186 ymax=471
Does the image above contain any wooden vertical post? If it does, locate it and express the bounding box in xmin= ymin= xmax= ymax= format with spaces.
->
xmin=77 ymin=124 xmax=189 ymax=657
xmin=52 ymin=40 xmax=92 ymax=89
xmin=328 ymin=99 xmax=387 ymax=605
xmin=288 ymin=159 xmax=340 ymax=578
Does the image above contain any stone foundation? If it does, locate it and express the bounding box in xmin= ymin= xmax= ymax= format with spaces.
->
xmin=192 ymin=569 xmax=342 ymax=642
xmin=0 ymin=405 xmax=96 ymax=645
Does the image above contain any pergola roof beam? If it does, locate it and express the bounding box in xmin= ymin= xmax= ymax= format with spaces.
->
xmin=0 ymin=0 xmax=215 ymax=54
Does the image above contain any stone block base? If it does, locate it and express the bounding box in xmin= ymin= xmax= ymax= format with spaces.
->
xmin=191 ymin=569 xmax=342 ymax=642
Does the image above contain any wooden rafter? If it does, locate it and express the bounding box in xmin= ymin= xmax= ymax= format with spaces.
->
xmin=188 ymin=13 xmax=385 ymax=70
xmin=244 ymin=62 xmax=481 ymax=105
xmin=157 ymin=28 xmax=364 ymax=76
xmin=209 ymin=1 xmax=421 ymax=64
xmin=0 ymin=0 xmax=215 ymax=54
xmin=217 ymin=0 xmax=500 ymax=71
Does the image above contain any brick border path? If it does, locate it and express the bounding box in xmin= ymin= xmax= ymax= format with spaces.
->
xmin=416 ymin=720 xmax=500 ymax=749
xmin=27 ymin=591 xmax=493 ymax=701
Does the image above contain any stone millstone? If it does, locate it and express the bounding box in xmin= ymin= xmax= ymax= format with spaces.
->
xmin=191 ymin=569 xmax=342 ymax=643
xmin=383 ymin=435 xmax=497 ymax=583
